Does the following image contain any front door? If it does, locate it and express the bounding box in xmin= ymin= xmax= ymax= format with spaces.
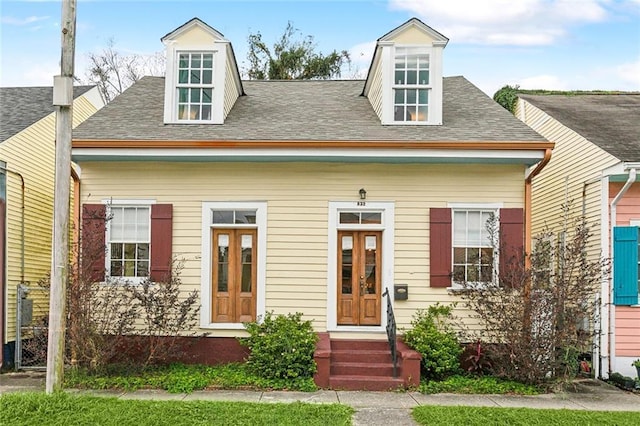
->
xmin=211 ymin=228 xmax=257 ymax=323
xmin=337 ymin=230 xmax=382 ymax=326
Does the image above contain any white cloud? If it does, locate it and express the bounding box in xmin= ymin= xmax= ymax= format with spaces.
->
xmin=388 ymin=0 xmax=608 ymax=45
xmin=346 ymin=41 xmax=376 ymax=79
xmin=613 ymin=59 xmax=640 ymax=88
xmin=1 ymin=15 xmax=49 ymax=26
xmin=516 ymin=74 xmax=570 ymax=90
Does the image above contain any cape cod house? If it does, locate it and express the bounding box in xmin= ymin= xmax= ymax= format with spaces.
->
xmin=71 ymin=17 xmax=552 ymax=389
xmin=516 ymin=93 xmax=640 ymax=379
xmin=1 ymin=85 xmax=104 ymax=369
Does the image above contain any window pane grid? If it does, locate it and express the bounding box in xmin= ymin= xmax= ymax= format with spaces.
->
xmin=394 ymin=47 xmax=430 ymax=123
xmin=177 ymin=52 xmax=213 ymax=121
xmin=109 ymin=206 xmax=150 ymax=278
xmin=453 ymin=210 xmax=495 ymax=283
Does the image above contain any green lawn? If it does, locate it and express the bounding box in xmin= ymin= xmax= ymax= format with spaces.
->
xmin=413 ymin=405 xmax=640 ymax=426
xmin=0 ymin=392 xmax=353 ymax=426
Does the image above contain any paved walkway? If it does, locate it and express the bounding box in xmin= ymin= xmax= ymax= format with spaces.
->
xmin=1 ymin=372 xmax=639 ymax=426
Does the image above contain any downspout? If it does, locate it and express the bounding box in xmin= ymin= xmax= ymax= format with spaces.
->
xmin=608 ymin=167 xmax=637 ymax=375
xmin=71 ymin=165 xmax=80 ymax=246
xmin=0 ymin=166 xmax=25 ymax=370
xmin=524 ymin=148 xmax=553 ymax=261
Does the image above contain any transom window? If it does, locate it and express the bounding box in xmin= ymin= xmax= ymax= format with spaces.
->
xmin=109 ymin=206 xmax=150 ymax=278
xmin=212 ymin=210 xmax=257 ymax=225
xmin=393 ymin=47 xmax=430 ymax=122
xmin=452 ymin=210 xmax=496 ymax=283
xmin=177 ymin=52 xmax=213 ymax=121
xmin=339 ymin=211 xmax=382 ymax=225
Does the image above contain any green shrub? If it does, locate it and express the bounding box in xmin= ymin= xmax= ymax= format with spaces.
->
xmin=239 ymin=312 xmax=318 ymax=380
xmin=403 ymin=304 xmax=462 ymax=380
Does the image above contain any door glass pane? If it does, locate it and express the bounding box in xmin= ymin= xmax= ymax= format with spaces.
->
xmin=341 ymin=236 xmax=353 ymax=294
xmin=217 ymin=234 xmax=229 ymax=292
xmin=241 ymin=235 xmax=252 ymax=293
xmin=364 ymin=236 xmax=377 ymax=295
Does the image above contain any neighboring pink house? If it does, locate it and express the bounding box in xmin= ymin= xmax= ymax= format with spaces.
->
xmin=517 ymin=93 xmax=640 ymax=379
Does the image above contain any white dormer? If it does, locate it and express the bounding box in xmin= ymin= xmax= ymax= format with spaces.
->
xmin=161 ymin=18 xmax=243 ymax=125
xmin=363 ymin=18 xmax=448 ymax=126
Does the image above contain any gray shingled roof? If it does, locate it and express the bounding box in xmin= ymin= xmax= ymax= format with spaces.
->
xmin=519 ymin=94 xmax=640 ymax=162
xmin=0 ymin=85 xmax=94 ymax=143
xmin=73 ymin=76 xmax=546 ymax=143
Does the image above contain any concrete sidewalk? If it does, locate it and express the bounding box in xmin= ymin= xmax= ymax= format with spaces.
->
xmin=1 ymin=372 xmax=639 ymax=426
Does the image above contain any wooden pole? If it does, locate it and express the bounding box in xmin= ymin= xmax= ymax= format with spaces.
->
xmin=46 ymin=0 xmax=76 ymax=393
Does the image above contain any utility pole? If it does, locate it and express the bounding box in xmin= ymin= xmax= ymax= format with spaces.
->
xmin=46 ymin=0 xmax=77 ymax=394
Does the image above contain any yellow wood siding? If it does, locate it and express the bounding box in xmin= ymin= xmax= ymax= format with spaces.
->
xmin=223 ymin=56 xmax=239 ymax=119
xmin=1 ymin=94 xmax=101 ymax=343
xmin=172 ymin=25 xmax=217 ymax=47
xmin=392 ymin=26 xmax=437 ymax=44
xmin=516 ymin=99 xmax=618 ymax=260
xmin=79 ymin=161 xmax=525 ymax=333
xmin=368 ymin=58 xmax=383 ymax=120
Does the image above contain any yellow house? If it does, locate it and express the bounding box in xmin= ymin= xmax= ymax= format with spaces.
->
xmin=0 ymin=85 xmax=104 ymax=369
xmin=516 ymin=93 xmax=640 ymax=380
xmin=72 ymin=18 xmax=552 ymax=389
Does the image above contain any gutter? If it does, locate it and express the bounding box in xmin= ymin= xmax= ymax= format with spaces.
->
xmin=0 ymin=166 xmax=25 ymax=371
xmin=608 ymin=167 xmax=637 ymax=375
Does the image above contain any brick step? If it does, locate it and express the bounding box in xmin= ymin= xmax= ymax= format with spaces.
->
xmin=329 ymin=375 xmax=405 ymax=391
xmin=330 ymin=339 xmax=389 ymax=351
xmin=330 ymin=361 xmax=396 ymax=377
xmin=330 ymin=349 xmax=392 ymax=364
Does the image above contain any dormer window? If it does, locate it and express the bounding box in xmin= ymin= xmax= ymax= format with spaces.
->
xmin=177 ymin=52 xmax=214 ymax=121
xmin=162 ymin=18 xmax=244 ymax=125
xmin=393 ymin=47 xmax=430 ymax=122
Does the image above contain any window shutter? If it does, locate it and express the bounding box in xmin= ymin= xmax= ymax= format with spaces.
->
xmin=430 ymin=208 xmax=452 ymax=288
xmin=150 ymin=204 xmax=173 ymax=282
xmin=613 ymin=226 xmax=639 ymax=306
xmin=499 ymin=208 xmax=524 ymax=283
xmin=81 ymin=204 xmax=106 ymax=282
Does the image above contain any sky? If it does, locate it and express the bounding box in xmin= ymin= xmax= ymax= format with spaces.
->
xmin=0 ymin=0 xmax=639 ymax=97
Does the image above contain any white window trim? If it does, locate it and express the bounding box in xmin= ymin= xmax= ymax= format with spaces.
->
xmin=327 ymin=201 xmax=395 ymax=332
xmin=381 ymin=43 xmax=444 ymax=126
xmin=447 ymin=202 xmax=503 ymax=290
xmin=200 ymin=201 xmax=267 ymax=330
xmin=104 ymin=201 xmax=154 ymax=285
xmin=163 ymin=42 xmax=227 ymax=124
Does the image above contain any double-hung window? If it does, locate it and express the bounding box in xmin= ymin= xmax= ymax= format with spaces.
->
xmin=109 ymin=206 xmax=150 ymax=279
xmin=177 ymin=52 xmax=214 ymax=121
xmin=452 ymin=210 xmax=496 ymax=285
xmin=393 ymin=47 xmax=430 ymax=123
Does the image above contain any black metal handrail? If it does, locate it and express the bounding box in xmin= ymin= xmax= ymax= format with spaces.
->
xmin=382 ymin=288 xmax=397 ymax=378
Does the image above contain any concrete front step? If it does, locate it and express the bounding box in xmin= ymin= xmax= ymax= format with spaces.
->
xmin=329 ymin=375 xmax=405 ymax=391
xmin=330 ymin=349 xmax=392 ymax=364
xmin=330 ymin=361 xmax=396 ymax=377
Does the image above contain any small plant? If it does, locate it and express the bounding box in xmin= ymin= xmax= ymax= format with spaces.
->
xmin=239 ymin=312 xmax=318 ymax=380
xmin=464 ymin=340 xmax=492 ymax=375
xmin=403 ymin=304 xmax=462 ymax=380
xmin=632 ymin=359 xmax=640 ymax=368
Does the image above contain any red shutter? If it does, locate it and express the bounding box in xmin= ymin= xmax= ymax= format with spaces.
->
xmin=81 ymin=204 xmax=106 ymax=282
xmin=150 ymin=204 xmax=173 ymax=282
xmin=499 ymin=208 xmax=524 ymax=283
xmin=430 ymin=208 xmax=452 ymax=288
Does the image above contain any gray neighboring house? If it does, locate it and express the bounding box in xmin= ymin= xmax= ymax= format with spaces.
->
xmin=516 ymin=93 xmax=640 ymax=379
xmin=1 ymin=85 xmax=104 ymax=369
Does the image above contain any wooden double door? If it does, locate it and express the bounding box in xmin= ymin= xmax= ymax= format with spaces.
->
xmin=211 ymin=228 xmax=256 ymax=323
xmin=337 ymin=230 xmax=382 ymax=326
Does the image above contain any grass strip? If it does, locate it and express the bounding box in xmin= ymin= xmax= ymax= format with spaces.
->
xmin=413 ymin=405 xmax=639 ymax=426
xmin=1 ymin=391 xmax=352 ymax=426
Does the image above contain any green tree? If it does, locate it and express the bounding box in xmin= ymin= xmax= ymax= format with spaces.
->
xmin=246 ymin=22 xmax=350 ymax=80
